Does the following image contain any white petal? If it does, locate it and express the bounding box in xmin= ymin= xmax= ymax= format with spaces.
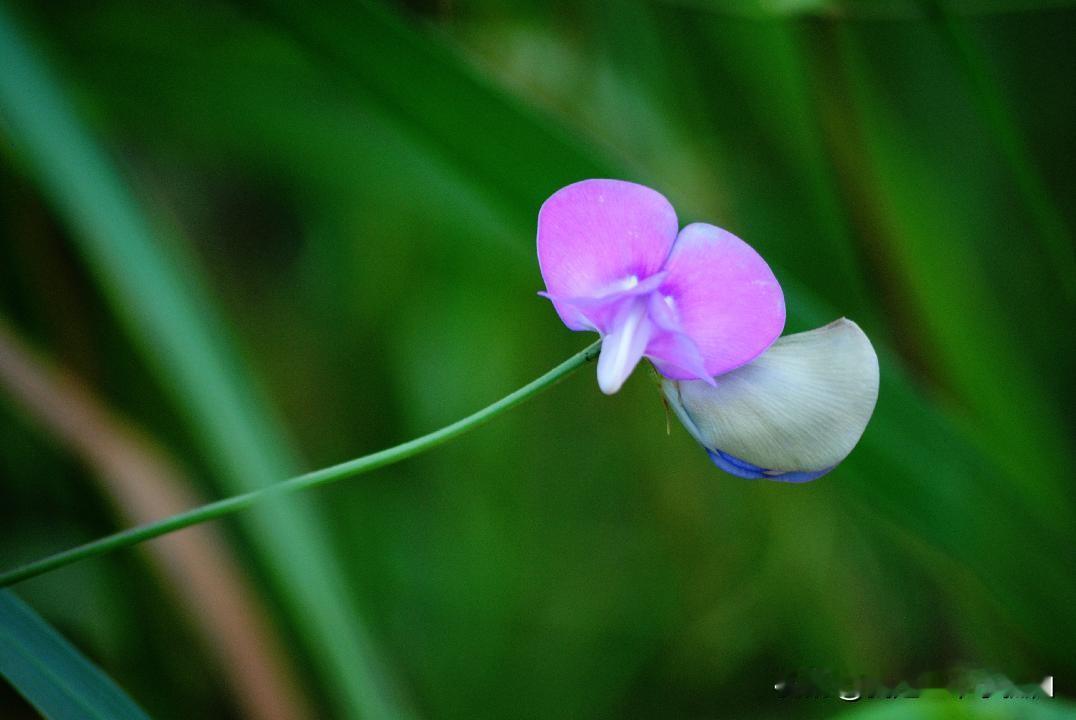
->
xmin=596 ymin=298 xmax=652 ymax=394
xmin=662 ymin=318 xmax=879 ymax=472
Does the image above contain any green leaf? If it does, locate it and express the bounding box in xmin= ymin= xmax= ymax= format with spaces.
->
xmin=0 ymin=6 xmax=406 ymax=719
xmin=0 ymin=590 xmax=151 ymax=720
xmin=835 ymin=693 xmax=1076 ymax=720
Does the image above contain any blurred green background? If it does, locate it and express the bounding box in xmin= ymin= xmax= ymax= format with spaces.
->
xmin=1 ymin=0 xmax=1074 ymax=718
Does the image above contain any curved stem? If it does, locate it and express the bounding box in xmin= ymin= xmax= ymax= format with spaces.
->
xmin=0 ymin=340 xmax=601 ymax=587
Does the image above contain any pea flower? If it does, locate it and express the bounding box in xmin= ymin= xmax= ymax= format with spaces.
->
xmin=538 ymin=179 xmax=785 ymax=394
xmin=538 ymin=179 xmax=879 ymax=481
xmin=662 ymin=319 xmax=879 ymax=482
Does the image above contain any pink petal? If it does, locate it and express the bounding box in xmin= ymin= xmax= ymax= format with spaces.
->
xmin=655 ymin=223 xmax=785 ymax=379
xmin=644 ymin=293 xmax=714 ymax=383
xmin=538 ymin=271 xmax=666 ymax=334
xmin=538 ymin=179 xmax=678 ymax=331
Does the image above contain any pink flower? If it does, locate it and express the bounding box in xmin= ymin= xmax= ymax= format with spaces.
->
xmin=537 ymin=179 xmax=879 ymax=482
xmin=538 ymin=179 xmax=785 ymax=394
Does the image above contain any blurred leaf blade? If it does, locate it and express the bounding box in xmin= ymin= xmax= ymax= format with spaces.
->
xmin=0 ymin=590 xmax=151 ymax=720
xmin=259 ymin=0 xmax=620 ymax=214
xmin=0 ymin=6 xmax=406 ymax=719
xmin=929 ymin=0 xmax=1075 ymax=302
xmin=831 ymin=14 xmax=1075 ymax=505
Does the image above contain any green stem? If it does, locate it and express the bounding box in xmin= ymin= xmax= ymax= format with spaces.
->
xmin=0 ymin=340 xmax=601 ymax=588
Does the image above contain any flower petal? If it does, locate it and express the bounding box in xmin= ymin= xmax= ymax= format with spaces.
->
xmin=596 ymin=298 xmax=653 ymax=394
xmin=538 ymin=272 xmax=667 ymax=334
xmin=643 ymin=293 xmax=714 ymax=384
xmin=538 ymin=179 xmax=678 ymax=331
xmin=662 ymin=319 xmax=879 ymax=478
xmin=655 ymin=223 xmax=785 ymax=379
xmin=706 ymin=450 xmax=832 ymax=483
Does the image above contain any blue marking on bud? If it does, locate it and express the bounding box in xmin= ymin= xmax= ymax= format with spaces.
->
xmin=707 ymin=449 xmax=832 ymax=483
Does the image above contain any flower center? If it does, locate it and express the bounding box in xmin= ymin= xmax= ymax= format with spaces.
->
xmin=596 ymin=274 xmax=639 ymax=297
